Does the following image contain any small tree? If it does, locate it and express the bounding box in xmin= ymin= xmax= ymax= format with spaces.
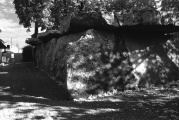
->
xmin=13 ymin=0 xmax=53 ymax=38
xmin=14 ymin=0 xmax=179 ymax=33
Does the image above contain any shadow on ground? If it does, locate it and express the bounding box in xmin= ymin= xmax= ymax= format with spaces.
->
xmin=0 ymin=63 xmax=179 ymax=120
xmin=0 ymin=88 xmax=178 ymax=120
xmin=0 ymin=63 xmax=69 ymax=101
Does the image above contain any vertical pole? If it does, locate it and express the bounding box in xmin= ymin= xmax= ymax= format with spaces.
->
xmin=11 ymin=38 xmax=12 ymax=48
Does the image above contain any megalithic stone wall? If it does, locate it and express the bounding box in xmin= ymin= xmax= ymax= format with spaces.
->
xmin=35 ymin=29 xmax=135 ymax=96
xmin=35 ymin=29 xmax=179 ymax=98
xmin=27 ymin=12 xmax=179 ymax=99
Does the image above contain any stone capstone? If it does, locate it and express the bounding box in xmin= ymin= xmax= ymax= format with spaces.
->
xmin=36 ymin=12 xmax=179 ymax=44
xmin=26 ymin=38 xmax=41 ymax=46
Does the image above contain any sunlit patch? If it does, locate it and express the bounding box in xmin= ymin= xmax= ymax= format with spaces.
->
xmin=133 ymin=62 xmax=147 ymax=75
xmin=0 ymin=86 xmax=9 ymax=91
xmin=167 ymin=52 xmax=179 ymax=67
xmin=0 ymin=102 xmax=60 ymax=120
xmin=85 ymin=108 xmax=120 ymax=115
xmin=67 ymin=81 xmax=87 ymax=91
xmin=0 ymin=92 xmax=12 ymax=96
xmin=156 ymin=55 xmax=162 ymax=62
xmin=137 ymin=58 xmax=142 ymax=63
xmin=72 ymin=70 xmax=95 ymax=78
xmin=103 ymin=63 xmax=111 ymax=69
xmin=0 ymin=86 xmax=12 ymax=95
xmin=20 ymin=95 xmax=50 ymax=100
xmin=137 ymin=54 xmax=142 ymax=57
xmin=0 ymin=64 xmax=9 ymax=67
xmin=0 ymin=100 xmax=123 ymax=120
xmin=0 ymin=72 xmax=8 ymax=74
xmin=164 ymin=39 xmax=179 ymax=67
xmin=67 ymin=67 xmax=96 ymax=91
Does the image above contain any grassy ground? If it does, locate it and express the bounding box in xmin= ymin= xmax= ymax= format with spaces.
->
xmin=0 ymin=63 xmax=179 ymax=120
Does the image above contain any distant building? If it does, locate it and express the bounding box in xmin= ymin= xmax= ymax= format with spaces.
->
xmin=0 ymin=39 xmax=7 ymax=63
xmin=0 ymin=40 xmax=23 ymax=64
xmin=4 ymin=41 xmax=22 ymax=53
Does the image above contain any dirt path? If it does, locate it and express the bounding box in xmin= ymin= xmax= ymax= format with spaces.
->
xmin=0 ymin=63 xmax=179 ymax=120
xmin=0 ymin=63 xmax=68 ymax=100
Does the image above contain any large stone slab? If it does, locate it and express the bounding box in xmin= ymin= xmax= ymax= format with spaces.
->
xmin=35 ymin=29 xmax=134 ymax=97
xmin=36 ymin=12 xmax=179 ymax=44
xmin=124 ymin=33 xmax=179 ymax=88
xmin=26 ymin=38 xmax=42 ymax=46
xmin=66 ymin=29 xmax=134 ymax=95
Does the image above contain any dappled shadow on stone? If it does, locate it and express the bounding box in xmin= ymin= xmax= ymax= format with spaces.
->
xmin=34 ymin=28 xmax=179 ymax=99
xmin=125 ymin=32 xmax=179 ymax=89
xmin=66 ymin=30 xmax=135 ymax=97
xmin=67 ymin=31 xmax=179 ymax=98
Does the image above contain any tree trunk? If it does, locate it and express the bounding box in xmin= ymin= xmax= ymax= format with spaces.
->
xmin=32 ymin=22 xmax=38 ymax=38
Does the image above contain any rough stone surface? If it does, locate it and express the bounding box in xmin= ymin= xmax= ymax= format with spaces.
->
xmin=37 ymin=30 xmax=62 ymax=42
xmin=66 ymin=30 xmax=134 ymax=95
xmin=125 ymin=33 xmax=179 ymax=88
xmin=35 ymin=29 xmax=179 ymax=97
xmin=26 ymin=38 xmax=41 ymax=46
xmin=35 ymin=29 xmax=134 ymax=96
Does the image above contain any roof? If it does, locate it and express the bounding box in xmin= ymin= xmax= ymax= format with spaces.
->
xmin=4 ymin=51 xmax=14 ymax=53
xmin=0 ymin=39 xmax=6 ymax=49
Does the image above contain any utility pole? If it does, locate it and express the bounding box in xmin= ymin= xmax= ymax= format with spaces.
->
xmin=11 ymin=38 xmax=12 ymax=48
xmin=16 ymin=44 xmax=19 ymax=53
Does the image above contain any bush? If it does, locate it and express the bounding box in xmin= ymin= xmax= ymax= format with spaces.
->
xmin=22 ymin=45 xmax=33 ymax=62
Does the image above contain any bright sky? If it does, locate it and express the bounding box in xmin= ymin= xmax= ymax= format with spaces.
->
xmin=0 ymin=0 xmax=34 ymax=48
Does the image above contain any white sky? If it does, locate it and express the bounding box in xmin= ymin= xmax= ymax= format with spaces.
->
xmin=0 ymin=0 xmax=34 ymax=48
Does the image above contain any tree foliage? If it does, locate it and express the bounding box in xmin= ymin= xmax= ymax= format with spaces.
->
xmin=13 ymin=0 xmax=179 ymax=34
xmin=161 ymin=0 xmax=179 ymax=25
xmin=13 ymin=0 xmax=53 ymax=37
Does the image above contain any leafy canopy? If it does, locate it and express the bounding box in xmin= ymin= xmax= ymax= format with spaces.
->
xmin=13 ymin=0 xmax=53 ymax=30
xmin=13 ymin=0 xmax=179 ymax=32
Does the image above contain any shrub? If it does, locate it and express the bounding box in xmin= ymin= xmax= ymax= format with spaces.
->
xmin=22 ymin=45 xmax=33 ymax=62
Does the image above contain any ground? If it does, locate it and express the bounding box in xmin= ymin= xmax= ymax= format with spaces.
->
xmin=0 ymin=63 xmax=179 ymax=120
